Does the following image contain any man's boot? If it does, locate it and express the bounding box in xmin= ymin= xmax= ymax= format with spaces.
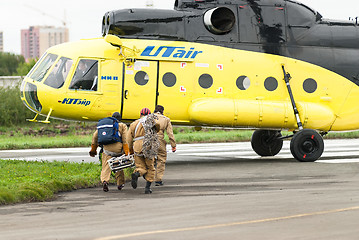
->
xmin=103 ymin=181 xmax=109 ymax=192
xmin=145 ymin=181 xmax=152 ymax=194
xmin=131 ymin=172 xmax=140 ymax=189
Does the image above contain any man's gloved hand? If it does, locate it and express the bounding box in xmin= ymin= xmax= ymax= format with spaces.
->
xmin=172 ymin=146 xmax=177 ymax=153
xmin=89 ymin=144 xmax=98 ymax=157
xmin=123 ymin=143 xmax=130 ymax=155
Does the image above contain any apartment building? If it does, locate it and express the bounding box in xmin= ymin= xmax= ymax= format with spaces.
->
xmin=21 ymin=26 xmax=69 ymax=60
xmin=0 ymin=31 xmax=3 ymax=52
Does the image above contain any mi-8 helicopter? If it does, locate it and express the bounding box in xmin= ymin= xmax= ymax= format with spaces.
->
xmin=20 ymin=0 xmax=359 ymax=162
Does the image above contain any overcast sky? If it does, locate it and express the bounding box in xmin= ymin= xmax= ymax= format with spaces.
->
xmin=0 ymin=0 xmax=358 ymax=54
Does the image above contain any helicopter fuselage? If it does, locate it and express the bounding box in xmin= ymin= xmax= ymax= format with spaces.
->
xmin=19 ymin=0 xmax=359 ymax=161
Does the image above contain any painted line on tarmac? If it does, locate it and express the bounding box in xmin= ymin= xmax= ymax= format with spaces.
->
xmin=94 ymin=206 xmax=359 ymax=240
xmin=317 ymin=159 xmax=359 ymax=163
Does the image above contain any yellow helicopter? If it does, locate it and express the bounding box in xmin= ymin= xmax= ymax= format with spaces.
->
xmin=20 ymin=0 xmax=359 ymax=162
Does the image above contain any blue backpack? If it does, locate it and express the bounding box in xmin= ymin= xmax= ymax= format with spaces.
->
xmin=97 ymin=117 xmax=122 ymax=145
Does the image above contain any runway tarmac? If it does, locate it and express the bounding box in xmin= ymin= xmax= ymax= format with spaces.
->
xmin=2 ymin=139 xmax=359 ymax=164
xmin=1 ymin=139 xmax=359 ymax=240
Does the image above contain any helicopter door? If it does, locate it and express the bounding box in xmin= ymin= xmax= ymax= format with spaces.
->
xmin=122 ymin=60 xmax=158 ymax=120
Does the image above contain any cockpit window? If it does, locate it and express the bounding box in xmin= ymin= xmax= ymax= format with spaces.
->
xmin=44 ymin=57 xmax=73 ymax=89
xmin=29 ymin=53 xmax=58 ymax=82
xmin=69 ymin=59 xmax=98 ymax=91
xmin=26 ymin=52 xmax=47 ymax=78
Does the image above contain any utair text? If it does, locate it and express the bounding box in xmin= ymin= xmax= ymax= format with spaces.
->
xmin=141 ymin=46 xmax=203 ymax=59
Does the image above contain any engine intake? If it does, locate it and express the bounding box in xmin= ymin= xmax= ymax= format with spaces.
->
xmin=203 ymin=7 xmax=235 ymax=34
xmin=102 ymin=11 xmax=115 ymax=37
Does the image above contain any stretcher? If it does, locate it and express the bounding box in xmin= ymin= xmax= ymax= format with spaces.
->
xmin=107 ymin=154 xmax=135 ymax=172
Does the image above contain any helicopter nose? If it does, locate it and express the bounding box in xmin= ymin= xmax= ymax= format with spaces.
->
xmin=20 ymin=80 xmax=42 ymax=113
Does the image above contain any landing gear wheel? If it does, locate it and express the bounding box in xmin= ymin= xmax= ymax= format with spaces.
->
xmin=290 ymin=129 xmax=324 ymax=162
xmin=251 ymin=130 xmax=283 ymax=156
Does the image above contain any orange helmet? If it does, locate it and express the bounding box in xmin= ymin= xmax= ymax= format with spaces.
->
xmin=140 ymin=108 xmax=151 ymax=116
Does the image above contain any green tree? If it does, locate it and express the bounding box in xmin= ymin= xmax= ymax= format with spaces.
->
xmin=16 ymin=59 xmax=37 ymax=76
xmin=0 ymin=86 xmax=35 ymax=126
xmin=0 ymin=52 xmax=26 ymax=76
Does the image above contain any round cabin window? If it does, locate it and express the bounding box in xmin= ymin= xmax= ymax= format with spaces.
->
xmin=135 ymin=71 xmax=149 ymax=86
xmin=303 ymin=78 xmax=317 ymax=93
xmin=162 ymin=72 xmax=177 ymax=87
xmin=264 ymin=77 xmax=278 ymax=91
xmin=198 ymin=74 xmax=213 ymax=89
xmin=236 ymin=76 xmax=251 ymax=90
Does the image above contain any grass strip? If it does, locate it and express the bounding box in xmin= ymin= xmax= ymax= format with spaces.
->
xmin=0 ymin=159 xmax=101 ymax=205
xmin=168 ymin=129 xmax=254 ymax=143
xmin=0 ymin=135 xmax=92 ymax=150
xmin=2 ymin=129 xmax=359 ymax=150
xmin=1 ymin=129 xmax=255 ymax=150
